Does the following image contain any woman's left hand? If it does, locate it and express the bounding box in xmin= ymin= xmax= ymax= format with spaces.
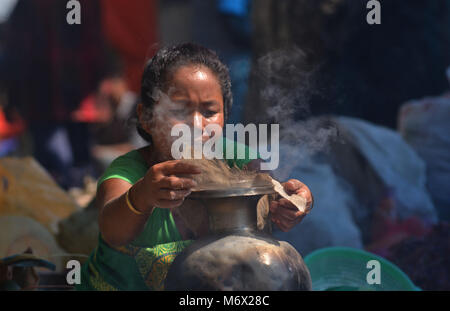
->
xmin=270 ymin=179 xmax=313 ymax=232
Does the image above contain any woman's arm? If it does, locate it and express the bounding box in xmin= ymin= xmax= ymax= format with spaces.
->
xmin=97 ymin=160 xmax=200 ymax=247
xmin=97 ymin=178 xmax=149 ymax=247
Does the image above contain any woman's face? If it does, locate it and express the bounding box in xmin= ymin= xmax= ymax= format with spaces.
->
xmin=139 ymin=64 xmax=225 ymax=160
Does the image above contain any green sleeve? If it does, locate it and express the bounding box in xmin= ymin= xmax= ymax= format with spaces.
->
xmin=97 ymin=150 xmax=148 ymax=186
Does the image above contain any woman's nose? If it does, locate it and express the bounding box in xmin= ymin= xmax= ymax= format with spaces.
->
xmin=190 ymin=111 xmax=204 ymax=130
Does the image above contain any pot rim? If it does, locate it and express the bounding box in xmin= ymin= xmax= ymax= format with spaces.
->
xmin=188 ymin=186 xmax=276 ymax=199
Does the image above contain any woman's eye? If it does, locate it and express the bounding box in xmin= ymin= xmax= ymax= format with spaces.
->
xmin=203 ymin=110 xmax=218 ymax=118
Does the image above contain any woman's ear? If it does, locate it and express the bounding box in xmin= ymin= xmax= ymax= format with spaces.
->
xmin=137 ymin=102 xmax=153 ymax=134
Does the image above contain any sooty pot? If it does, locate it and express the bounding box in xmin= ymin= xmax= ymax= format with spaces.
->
xmin=164 ymin=187 xmax=312 ymax=291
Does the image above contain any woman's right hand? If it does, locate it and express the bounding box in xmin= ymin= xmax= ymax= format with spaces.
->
xmin=132 ymin=160 xmax=201 ymax=212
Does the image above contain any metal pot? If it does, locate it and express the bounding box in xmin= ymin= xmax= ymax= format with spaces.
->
xmin=164 ymin=186 xmax=312 ymax=291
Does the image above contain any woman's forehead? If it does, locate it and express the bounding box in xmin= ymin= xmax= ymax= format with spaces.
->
xmin=169 ymin=65 xmax=219 ymax=86
xmin=189 ymin=68 xmax=209 ymax=80
xmin=166 ymin=65 xmax=223 ymax=99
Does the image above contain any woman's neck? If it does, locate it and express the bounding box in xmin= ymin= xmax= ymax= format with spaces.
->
xmin=138 ymin=145 xmax=171 ymax=167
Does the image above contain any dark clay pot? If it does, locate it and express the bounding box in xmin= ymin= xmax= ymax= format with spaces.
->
xmin=164 ymin=188 xmax=312 ymax=291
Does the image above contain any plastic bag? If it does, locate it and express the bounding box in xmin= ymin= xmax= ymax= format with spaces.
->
xmin=336 ymin=116 xmax=437 ymax=223
xmin=273 ymin=144 xmax=364 ymax=256
xmin=398 ymin=69 xmax=450 ymax=220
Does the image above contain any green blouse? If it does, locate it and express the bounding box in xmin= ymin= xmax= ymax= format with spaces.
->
xmin=76 ymin=139 xmax=256 ymax=291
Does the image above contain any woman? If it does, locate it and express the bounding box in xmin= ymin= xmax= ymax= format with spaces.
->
xmin=77 ymin=43 xmax=312 ymax=291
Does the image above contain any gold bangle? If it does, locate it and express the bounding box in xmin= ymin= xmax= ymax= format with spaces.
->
xmin=125 ymin=188 xmax=149 ymax=216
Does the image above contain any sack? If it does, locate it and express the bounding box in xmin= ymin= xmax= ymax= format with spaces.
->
xmin=0 ymin=157 xmax=79 ymax=235
xmin=0 ymin=216 xmax=64 ymax=272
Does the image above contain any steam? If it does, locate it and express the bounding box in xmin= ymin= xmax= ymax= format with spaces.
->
xmin=181 ymin=158 xmax=273 ymax=191
xmin=254 ymin=47 xmax=339 ymax=178
xmin=136 ymin=47 xmax=339 ymax=176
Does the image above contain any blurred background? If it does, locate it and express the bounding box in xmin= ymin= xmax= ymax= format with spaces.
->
xmin=0 ymin=0 xmax=449 ymax=290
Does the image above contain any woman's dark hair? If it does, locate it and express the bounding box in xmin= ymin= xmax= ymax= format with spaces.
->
xmin=137 ymin=43 xmax=233 ymax=142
